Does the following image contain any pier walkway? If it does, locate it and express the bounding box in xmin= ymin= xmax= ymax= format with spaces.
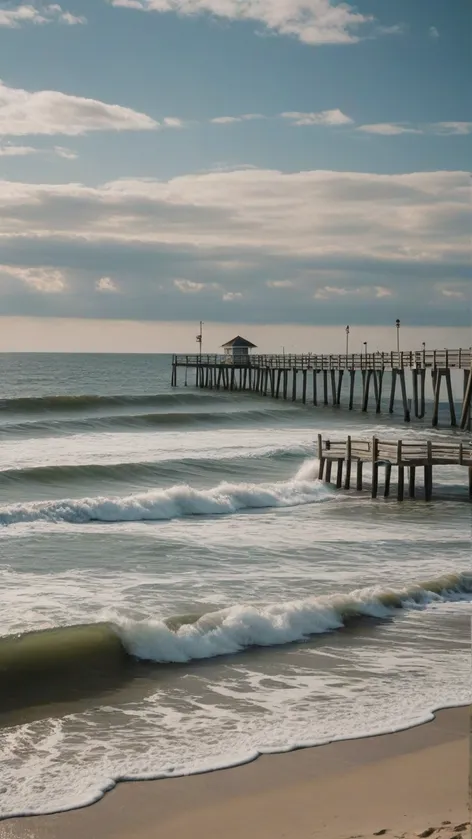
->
xmin=171 ymin=349 xmax=472 ymax=429
xmin=317 ymin=434 xmax=472 ymax=501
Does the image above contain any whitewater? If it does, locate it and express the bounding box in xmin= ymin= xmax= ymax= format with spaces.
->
xmin=0 ymin=352 xmax=470 ymax=820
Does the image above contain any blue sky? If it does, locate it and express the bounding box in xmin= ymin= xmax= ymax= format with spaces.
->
xmin=0 ymin=0 xmax=470 ymax=349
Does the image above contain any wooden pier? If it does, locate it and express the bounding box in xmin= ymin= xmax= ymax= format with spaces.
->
xmin=171 ymin=349 xmax=472 ymax=430
xmin=316 ymin=434 xmax=472 ymax=501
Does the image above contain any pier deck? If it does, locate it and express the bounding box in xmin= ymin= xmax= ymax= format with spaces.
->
xmin=317 ymin=434 xmax=472 ymax=501
xmin=171 ymin=348 xmax=472 ymax=430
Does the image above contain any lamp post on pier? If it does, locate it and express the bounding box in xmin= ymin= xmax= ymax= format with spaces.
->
xmin=396 ymin=319 xmax=401 ymax=354
xmin=196 ymin=321 xmax=203 ymax=357
xmin=345 ymin=325 xmax=350 ymax=357
xmin=363 ymin=341 xmax=368 ymax=364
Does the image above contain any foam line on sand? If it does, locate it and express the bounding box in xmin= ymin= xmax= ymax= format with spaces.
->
xmin=2 ymin=706 xmax=469 ymax=839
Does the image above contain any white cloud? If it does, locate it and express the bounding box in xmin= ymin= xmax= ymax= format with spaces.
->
xmin=210 ymin=114 xmax=264 ymax=125
xmin=174 ymin=279 xmax=220 ymax=293
xmin=0 ymin=80 xmax=158 ymax=136
xmin=429 ymin=26 xmax=439 ymax=38
xmin=281 ymin=109 xmax=353 ymax=126
xmin=96 ymin=276 xmax=118 ymax=292
xmin=0 ymin=144 xmax=39 ymax=156
xmin=53 ymin=146 xmax=78 ymax=159
xmin=109 ymin=0 xmax=382 ymax=46
xmin=0 ymin=264 xmax=66 ymax=292
xmin=0 ymin=142 xmax=78 ymax=158
xmin=163 ymin=117 xmax=186 ymax=128
xmin=266 ymin=280 xmax=294 ymax=288
xmin=0 ymin=3 xmax=86 ymax=27
xmin=0 ymin=169 xmax=469 ymax=278
xmin=357 ymin=123 xmax=422 ymax=135
xmin=222 ymin=291 xmax=242 ymax=301
xmin=431 ymin=122 xmax=472 ymax=136
xmin=441 ymin=288 xmax=465 ymax=299
xmin=314 ymin=285 xmax=392 ymax=299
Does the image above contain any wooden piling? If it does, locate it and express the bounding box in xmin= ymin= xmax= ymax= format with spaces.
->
xmin=325 ymin=459 xmax=333 ymax=483
xmin=444 ymin=369 xmax=456 ymax=426
xmin=330 ymin=370 xmax=337 ymax=405
xmin=397 ymin=440 xmax=404 ymax=501
xmin=313 ymin=370 xmax=318 ymax=406
xmin=408 ymin=466 xmax=416 ymax=498
xmin=344 ymin=436 xmax=352 ymax=489
xmin=336 ymin=370 xmax=344 ymax=406
xmin=432 ymin=370 xmax=441 ymax=427
xmin=460 ymin=368 xmax=472 ymax=430
xmin=283 ymin=370 xmax=288 ymax=400
xmin=362 ymin=370 xmax=372 ymax=412
xmin=371 ymin=436 xmax=379 ymax=498
xmin=323 ymin=371 xmax=329 ymax=406
xmin=336 ymin=459 xmax=343 ymax=488
xmin=399 ymin=369 xmax=410 ymax=422
xmin=374 ymin=370 xmax=383 ymax=414
xmin=389 ymin=370 xmax=397 ymax=413
xmin=292 ymin=369 xmax=298 ymax=402
xmin=384 ymin=462 xmax=392 ymax=498
xmin=356 ymin=460 xmax=363 ymax=491
xmin=349 ymin=370 xmax=355 ymax=410
xmin=302 ymin=370 xmax=307 ymax=404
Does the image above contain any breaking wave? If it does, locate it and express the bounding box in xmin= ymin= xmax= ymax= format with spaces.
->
xmin=120 ymin=571 xmax=472 ymax=663
xmin=0 ymin=461 xmax=327 ymax=525
xmin=2 ymin=572 xmax=470 ymax=698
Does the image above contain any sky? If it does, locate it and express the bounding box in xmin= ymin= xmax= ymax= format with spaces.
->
xmin=0 ymin=0 xmax=470 ymax=352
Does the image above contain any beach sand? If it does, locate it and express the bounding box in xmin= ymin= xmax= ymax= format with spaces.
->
xmin=2 ymin=706 xmax=469 ymax=839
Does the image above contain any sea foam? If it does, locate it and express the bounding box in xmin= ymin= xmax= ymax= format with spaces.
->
xmin=0 ymin=461 xmax=328 ymax=526
xmin=118 ymin=571 xmax=472 ymax=663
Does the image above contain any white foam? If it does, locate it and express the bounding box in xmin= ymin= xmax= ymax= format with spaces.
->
xmin=0 ymin=463 xmax=332 ymax=526
xmin=119 ymin=572 xmax=472 ymax=664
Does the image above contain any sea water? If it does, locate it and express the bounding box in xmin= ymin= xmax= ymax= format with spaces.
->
xmin=0 ymin=352 xmax=470 ymax=818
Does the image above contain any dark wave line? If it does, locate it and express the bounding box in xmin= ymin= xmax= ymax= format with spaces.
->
xmin=0 ymin=406 xmax=303 ymax=437
xmin=0 ymin=448 xmax=305 ymax=486
xmin=0 ymin=392 xmax=230 ymax=415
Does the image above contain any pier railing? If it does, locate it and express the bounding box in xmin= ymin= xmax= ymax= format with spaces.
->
xmin=174 ymin=349 xmax=472 ymax=371
xmin=316 ymin=434 xmax=472 ymax=500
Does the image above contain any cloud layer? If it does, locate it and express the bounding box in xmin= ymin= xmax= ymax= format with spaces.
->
xmin=0 ymin=80 xmax=159 ymax=136
xmin=0 ymin=167 xmax=469 ymax=324
xmin=0 ymin=3 xmax=85 ymax=27
xmin=109 ymin=0 xmax=385 ymax=46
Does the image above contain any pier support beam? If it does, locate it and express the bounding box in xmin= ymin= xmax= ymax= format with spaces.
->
xmin=302 ymin=370 xmax=307 ymax=404
xmin=344 ymin=437 xmax=352 ymax=489
xmin=389 ymin=370 xmax=397 ymax=414
xmin=323 ymin=371 xmax=329 ymax=406
xmin=348 ymin=370 xmax=355 ymax=410
xmin=313 ymin=371 xmax=318 ymax=406
xmin=460 ymin=368 xmax=472 ymax=430
xmin=399 ymin=369 xmax=410 ymax=422
xmin=362 ymin=370 xmax=372 ymax=412
xmin=336 ymin=370 xmax=344 ymax=406
xmin=444 ymin=369 xmax=457 ymax=426
xmin=384 ymin=462 xmax=392 ymax=498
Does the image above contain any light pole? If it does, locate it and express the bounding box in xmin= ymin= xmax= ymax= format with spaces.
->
xmin=196 ymin=321 xmax=203 ymax=357
xmin=345 ymin=325 xmax=350 ymax=356
xmin=363 ymin=341 xmax=368 ymax=361
xmin=396 ymin=318 xmax=400 ymax=354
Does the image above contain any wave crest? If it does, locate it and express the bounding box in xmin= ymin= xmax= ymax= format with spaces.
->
xmin=0 ymin=463 xmax=327 ymax=526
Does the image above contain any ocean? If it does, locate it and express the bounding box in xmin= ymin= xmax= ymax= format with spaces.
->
xmin=0 ymin=352 xmax=470 ymax=820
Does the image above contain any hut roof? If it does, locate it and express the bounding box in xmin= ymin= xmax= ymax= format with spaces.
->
xmin=221 ymin=336 xmax=257 ymax=349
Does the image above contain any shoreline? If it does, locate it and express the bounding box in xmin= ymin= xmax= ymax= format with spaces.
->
xmin=2 ymin=704 xmax=469 ymax=839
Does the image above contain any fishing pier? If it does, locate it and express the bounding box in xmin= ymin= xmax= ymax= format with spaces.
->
xmin=171 ymin=348 xmax=472 ymax=430
xmin=317 ymin=435 xmax=472 ymax=501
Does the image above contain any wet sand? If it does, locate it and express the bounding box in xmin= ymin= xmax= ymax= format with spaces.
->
xmin=1 ymin=706 xmax=469 ymax=839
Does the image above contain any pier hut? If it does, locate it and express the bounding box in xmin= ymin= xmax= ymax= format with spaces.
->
xmin=222 ymin=336 xmax=257 ymax=363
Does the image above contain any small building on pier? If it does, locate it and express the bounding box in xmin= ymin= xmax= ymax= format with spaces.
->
xmin=222 ymin=336 xmax=257 ymax=363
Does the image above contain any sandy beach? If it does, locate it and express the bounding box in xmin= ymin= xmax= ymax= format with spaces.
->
xmin=2 ymin=705 xmax=469 ymax=839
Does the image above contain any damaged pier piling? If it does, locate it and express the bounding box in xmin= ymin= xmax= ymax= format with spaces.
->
xmin=317 ymin=434 xmax=472 ymax=501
